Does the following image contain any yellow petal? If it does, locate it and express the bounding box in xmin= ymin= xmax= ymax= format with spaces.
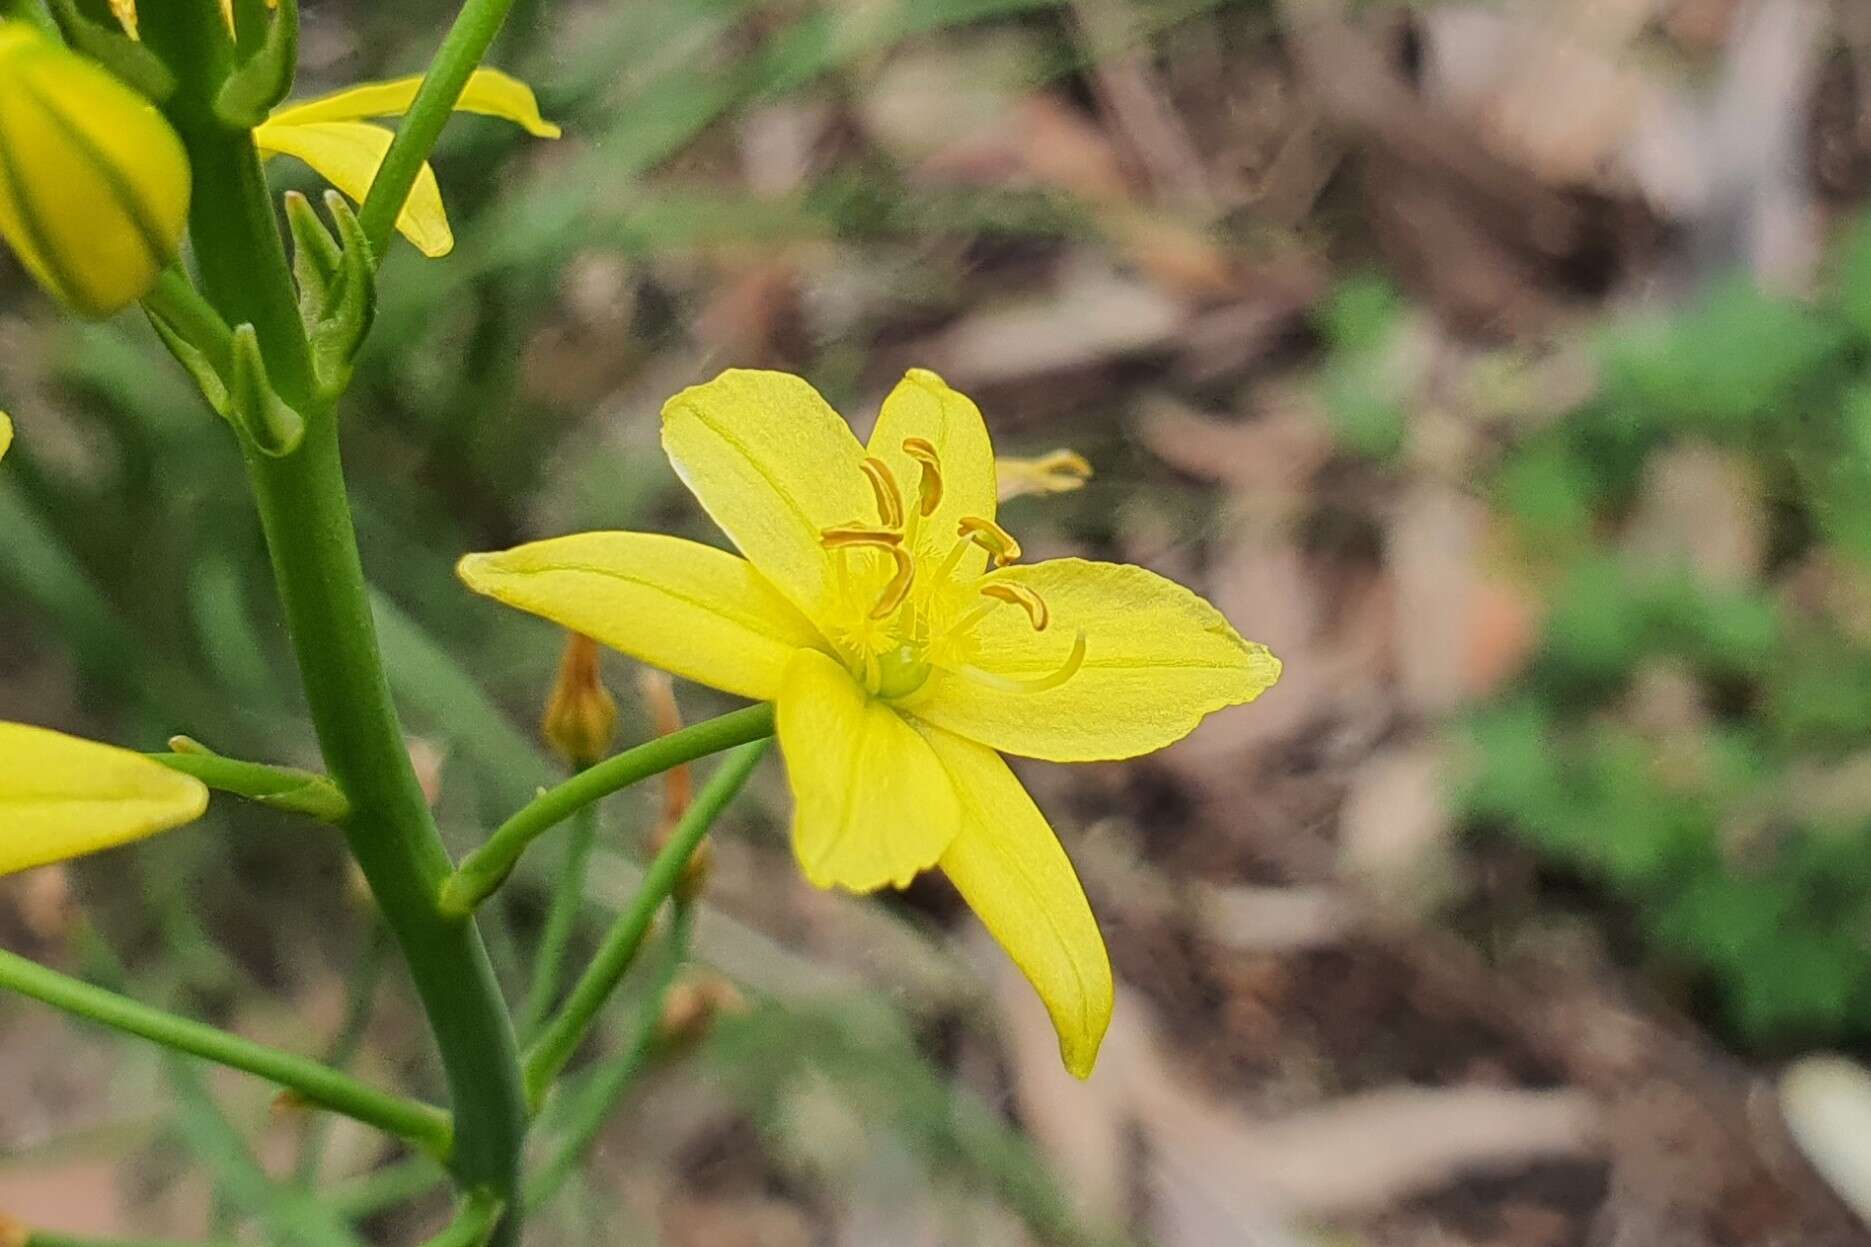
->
xmin=661 ymin=370 xmax=870 ymax=620
xmin=919 ymin=724 xmax=1112 ymax=1078
xmin=776 ymin=649 xmax=959 ymax=892
xmin=0 ymin=27 xmax=191 ymax=316
xmin=0 ymin=411 xmax=11 ymax=462
xmin=865 ymin=369 xmax=997 ymax=575
xmin=252 ymin=120 xmax=454 ymax=257
xmin=458 ymin=532 xmax=825 ymax=702
xmin=915 ymin=558 xmax=1282 ymax=762
xmin=267 ymin=68 xmax=562 ymax=138
xmin=0 ymin=722 xmax=208 ymax=877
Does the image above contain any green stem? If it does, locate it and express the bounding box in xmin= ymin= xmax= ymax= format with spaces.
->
xmin=356 ymin=0 xmax=523 ymax=259
xmin=0 ymin=948 xmax=450 ymax=1153
xmin=139 ymin=5 xmax=527 ymax=1238
xmin=525 ymin=901 xmax=692 ymax=1211
xmin=150 ymin=746 xmax=350 ymax=824
xmin=515 ymin=794 xmax=600 ymax=1040
xmin=522 ymin=739 xmax=768 ymax=1107
xmin=442 ymin=703 xmax=774 ymax=917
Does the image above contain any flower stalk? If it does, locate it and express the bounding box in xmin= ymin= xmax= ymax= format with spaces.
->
xmin=521 ymin=739 xmax=769 ymax=1109
xmin=355 ymin=0 xmax=523 ymax=258
xmin=439 ymin=703 xmax=775 ymax=918
xmin=0 ymin=948 xmax=451 ymax=1153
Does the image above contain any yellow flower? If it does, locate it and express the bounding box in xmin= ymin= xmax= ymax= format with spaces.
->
xmin=0 ymin=22 xmax=191 ymax=317
xmin=459 ymin=369 xmax=1281 ymax=1076
xmin=256 ymin=69 xmax=561 ymax=258
xmin=0 ymin=722 xmax=209 ymax=877
xmin=0 ymin=411 xmax=11 ymax=461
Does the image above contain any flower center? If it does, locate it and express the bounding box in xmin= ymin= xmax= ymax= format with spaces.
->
xmin=818 ymin=442 xmax=1086 ymax=701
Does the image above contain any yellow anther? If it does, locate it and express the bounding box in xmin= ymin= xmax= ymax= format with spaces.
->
xmin=820 ymin=525 xmax=904 ymax=549
xmin=820 ymin=526 xmax=914 ymax=619
xmin=860 ymin=457 xmax=905 ymax=529
xmin=981 ymin=582 xmax=1049 ymax=631
xmin=957 ymin=629 xmax=1087 ymax=694
xmin=902 ymin=437 xmax=944 ymax=517
xmin=956 ymin=516 xmax=1022 ymax=567
xmin=869 ymin=544 xmax=916 ymax=619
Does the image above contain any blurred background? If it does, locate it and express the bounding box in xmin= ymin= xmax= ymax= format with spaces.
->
xmin=8 ymin=0 xmax=1871 ymax=1242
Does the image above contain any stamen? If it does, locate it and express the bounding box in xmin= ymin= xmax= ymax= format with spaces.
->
xmin=956 ymin=516 xmax=1021 ymax=567
xmin=860 ymin=457 xmax=905 ymax=530
xmin=902 ymin=437 xmax=944 ymax=517
xmin=981 ymin=583 xmax=1049 ymax=631
xmin=820 ymin=525 xmax=903 ymax=549
xmin=819 ymin=526 xmax=916 ymax=619
xmin=956 ymin=629 xmax=1086 ymax=694
xmin=869 ymin=544 xmax=916 ymax=619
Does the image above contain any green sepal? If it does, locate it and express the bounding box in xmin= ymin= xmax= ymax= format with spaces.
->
xmin=44 ymin=0 xmax=177 ymax=101
xmin=285 ymin=189 xmax=343 ymax=325
xmin=214 ymin=0 xmax=298 ymax=127
xmin=308 ymin=190 xmax=377 ymax=396
xmin=229 ymin=324 xmax=307 ymax=456
xmin=156 ymin=736 xmax=351 ymax=824
xmin=146 ymin=303 xmax=232 ymax=417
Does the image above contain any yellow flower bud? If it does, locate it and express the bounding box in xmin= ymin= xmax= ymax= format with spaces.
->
xmin=541 ymin=633 xmax=618 ymax=767
xmin=0 ymin=24 xmax=191 ymax=317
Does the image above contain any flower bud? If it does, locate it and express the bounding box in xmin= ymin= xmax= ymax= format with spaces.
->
xmin=0 ymin=24 xmax=191 ymax=317
xmin=542 ymin=633 xmax=618 ymax=767
xmin=655 ymin=974 xmax=746 ymax=1055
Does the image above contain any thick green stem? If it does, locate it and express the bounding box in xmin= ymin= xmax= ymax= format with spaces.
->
xmin=357 ymin=0 xmax=523 ymax=258
xmin=441 ymin=704 xmax=774 ymax=917
xmin=515 ymin=795 xmax=600 ymax=1041
xmin=523 ymin=739 xmax=769 ymax=1106
xmin=0 ymin=948 xmax=450 ymax=1153
xmin=138 ymin=5 xmax=527 ymax=1238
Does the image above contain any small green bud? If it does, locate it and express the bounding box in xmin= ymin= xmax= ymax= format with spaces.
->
xmin=0 ymin=22 xmax=190 ymax=317
xmin=215 ymin=0 xmax=298 ymax=128
xmin=307 ymin=190 xmax=377 ymax=394
xmin=285 ymin=189 xmax=343 ymax=323
xmin=229 ymin=324 xmax=306 ymax=456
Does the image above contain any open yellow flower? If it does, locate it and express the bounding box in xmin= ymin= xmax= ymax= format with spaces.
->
xmin=256 ymin=69 xmax=560 ymax=258
xmin=459 ymin=369 xmax=1281 ymax=1076
xmin=0 ymin=722 xmax=209 ymax=877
